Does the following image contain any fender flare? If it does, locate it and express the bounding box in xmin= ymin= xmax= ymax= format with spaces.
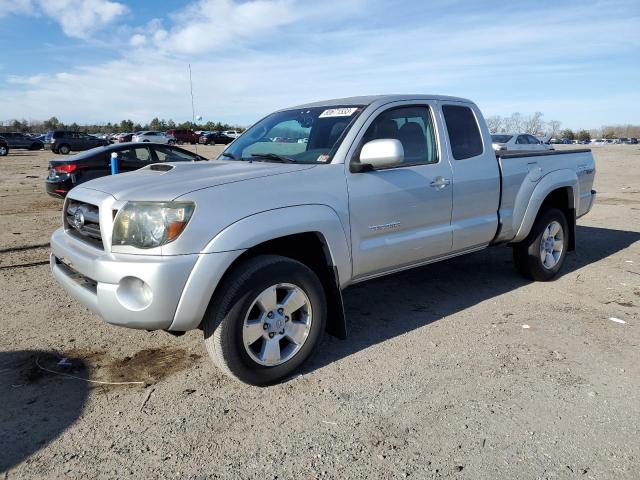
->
xmin=512 ymin=169 xmax=578 ymax=243
xmin=203 ymin=204 xmax=352 ymax=287
xmin=170 ymin=205 xmax=352 ymax=333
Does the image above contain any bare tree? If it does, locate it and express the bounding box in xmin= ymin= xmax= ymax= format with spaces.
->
xmin=546 ymin=120 xmax=561 ymax=138
xmin=522 ymin=112 xmax=545 ymax=135
xmin=503 ymin=112 xmax=523 ymax=132
xmin=485 ymin=115 xmax=503 ymax=133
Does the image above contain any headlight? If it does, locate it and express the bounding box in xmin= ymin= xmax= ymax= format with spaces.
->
xmin=112 ymin=201 xmax=195 ymax=249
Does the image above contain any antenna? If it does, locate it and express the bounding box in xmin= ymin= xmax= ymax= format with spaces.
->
xmin=188 ymin=63 xmax=198 ymax=154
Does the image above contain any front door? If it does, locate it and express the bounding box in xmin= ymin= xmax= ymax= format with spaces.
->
xmin=347 ymin=104 xmax=453 ymax=278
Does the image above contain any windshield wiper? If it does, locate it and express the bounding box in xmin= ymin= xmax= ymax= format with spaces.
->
xmin=220 ymin=152 xmax=238 ymax=160
xmin=250 ymin=153 xmax=297 ymax=163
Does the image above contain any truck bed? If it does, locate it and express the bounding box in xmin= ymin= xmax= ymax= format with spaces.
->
xmin=493 ymin=148 xmax=596 ymax=244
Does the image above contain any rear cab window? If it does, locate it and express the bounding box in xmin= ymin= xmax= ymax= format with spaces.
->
xmin=442 ymin=105 xmax=484 ymax=160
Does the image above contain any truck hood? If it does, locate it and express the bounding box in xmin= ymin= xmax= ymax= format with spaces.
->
xmin=75 ymin=160 xmax=316 ymax=201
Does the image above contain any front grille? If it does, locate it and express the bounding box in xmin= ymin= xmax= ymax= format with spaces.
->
xmin=65 ymin=199 xmax=103 ymax=249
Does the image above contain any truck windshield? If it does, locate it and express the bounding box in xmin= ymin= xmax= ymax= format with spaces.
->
xmin=219 ymin=105 xmax=364 ymax=164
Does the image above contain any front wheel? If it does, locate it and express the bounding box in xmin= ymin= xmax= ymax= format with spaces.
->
xmin=0 ymin=145 xmax=8 ymax=156
xmin=513 ymin=208 xmax=569 ymax=281
xmin=58 ymin=144 xmax=71 ymax=154
xmin=203 ymin=255 xmax=326 ymax=386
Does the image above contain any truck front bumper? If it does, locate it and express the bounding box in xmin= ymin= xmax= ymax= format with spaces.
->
xmin=50 ymin=228 xmax=242 ymax=331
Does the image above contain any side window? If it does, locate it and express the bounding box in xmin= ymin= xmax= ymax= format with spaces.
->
xmin=442 ymin=105 xmax=484 ymax=160
xmin=153 ymin=146 xmax=198 ymax=162
xmin=135 ymin=147 xmax=151 ymax=162
xmin=119 ymin=147 xmax=151 ymax=163
xmin=516 ymin=135 xmax=527 ymax=144
xmin=361 ymin=106 xmax=438 ymax=165
xmin=527 ymin=135 xmax=540 ymax=144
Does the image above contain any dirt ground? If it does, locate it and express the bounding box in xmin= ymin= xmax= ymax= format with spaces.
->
xmin=1 ymin=144 xmax=638 ymax=479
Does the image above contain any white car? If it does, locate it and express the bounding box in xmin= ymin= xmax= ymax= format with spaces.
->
xmin=132 ymin=131 xmax=176 ymax=144
xmin=491 ymin=134 xmax=554 ymax=152
xmin=222 ymin=130 xmax=240 ymax=138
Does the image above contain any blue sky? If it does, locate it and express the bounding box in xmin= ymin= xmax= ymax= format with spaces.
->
xmin=0 ymin=0 xmax=638 ymax=129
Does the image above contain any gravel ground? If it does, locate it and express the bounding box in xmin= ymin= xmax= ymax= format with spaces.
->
xmin=1 ymin=144 xmax=639 ymax=479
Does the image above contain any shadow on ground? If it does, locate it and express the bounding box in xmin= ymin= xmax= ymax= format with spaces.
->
xmin=0 ymin=350 xmax=89 ymax=473
xmin=308 ymin=225 xmax=640 ymax=372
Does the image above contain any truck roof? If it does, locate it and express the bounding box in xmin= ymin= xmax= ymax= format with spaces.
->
xmin=284 ymin=94 xmax=474 ymax=111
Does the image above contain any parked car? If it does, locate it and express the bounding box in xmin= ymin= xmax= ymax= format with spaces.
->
xmin=0 ymin=136 xmax=8 ymax=156
xmin=198 ymin=131 xmax=235 ymax=145
xmin=132 ymin=131 xmax=176 ymax=144
xmin=117 ymin=133 xmax=133 ymax=143
xmin=45 ymin=130 xmax=108 ymax=154
xmin=166 ymin=129 xmax=199 ymax=144
xmin=491 ymin=134 xmax=554 ymax=152
xmin=0 ymin=132 xmax=44 ymax=150
xmin=45 ymin=143 xmax=207 ymax=198
xmin=50 ymin=94 xmax=596 ymax=386
xmin=222 ymin=130 xmax=240 ymax=138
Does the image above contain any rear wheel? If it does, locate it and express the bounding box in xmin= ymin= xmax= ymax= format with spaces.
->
xmin=203 ymin=255 xmax=326 ymax=386
xmin=513 ymin=208 xmax=568 ymax=281
xmin=58 ymin=144 xmax=71 ymax=154
xmin=0 ymin=145 xmax=8 ymax=156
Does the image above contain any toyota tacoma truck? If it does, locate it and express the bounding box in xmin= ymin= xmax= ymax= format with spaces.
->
xmin=50 ymin=95 xmax=596 ymax=385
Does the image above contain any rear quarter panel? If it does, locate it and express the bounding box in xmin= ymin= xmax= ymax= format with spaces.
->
xmin=495 ymin=150 xmax=595 ymax=243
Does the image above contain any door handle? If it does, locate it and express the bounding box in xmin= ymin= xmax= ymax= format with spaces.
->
xmin=430 ymin=177 xmax=451 ymax=189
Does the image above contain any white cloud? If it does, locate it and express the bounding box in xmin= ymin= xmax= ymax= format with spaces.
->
xmin=37 ymin=0 xmax=128 ymax=39
xmin=0 ymin=0 xmax=127 ymax=38
xmin=0 ymin=0 xmax=34 ymax=17
xmin=130 ymin=33 xmax=146 ymax=46
xmin=139 ymin=0 xmax=299 ymax=54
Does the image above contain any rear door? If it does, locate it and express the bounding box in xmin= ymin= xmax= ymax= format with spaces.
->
xmin=526 ymin=135 xmax=544 ymax=150
xmin=441 ymin=103 xmax=500 ymax=251
xmin=346 ymin=102 xmax=453 ymax=278
xmin=514 ymin=135 xmax=529 ymax=151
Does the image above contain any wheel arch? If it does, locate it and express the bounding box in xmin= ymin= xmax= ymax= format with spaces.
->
xmin=512 ymin=171 xmax=578 ymax=250
xmin=171 ymin=205 xmax=351 ymax=338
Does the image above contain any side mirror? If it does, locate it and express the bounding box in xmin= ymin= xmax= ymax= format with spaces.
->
xmin=357 ymin=139 xmax=404 ymax=171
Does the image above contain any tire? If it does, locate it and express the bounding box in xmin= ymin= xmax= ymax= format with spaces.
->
xmin=203 ymin=255 xmax=327 ymax=386
xmin=168 ymin=140 xmax=176 ymax=145
xmin=58 ymin=144 xmax=71 ymax=154
xmin=0 ymin=145 xmax=8 ymax=156
xmin=513 ymin=208 xmax=569 ymax=281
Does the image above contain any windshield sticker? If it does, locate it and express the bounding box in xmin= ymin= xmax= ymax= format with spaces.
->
xmin=317 ymin=154 xmax=330 ymax=162
xmin=319 ymin=107 xmax=359 ymax=118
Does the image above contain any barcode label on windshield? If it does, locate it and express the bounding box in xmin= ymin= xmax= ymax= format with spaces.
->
xmin=319 ymin=108 xmax=359 ymax=118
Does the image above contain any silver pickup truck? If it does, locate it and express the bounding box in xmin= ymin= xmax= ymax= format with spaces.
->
xmin=50 ymin=95 xmax=596 ymax=385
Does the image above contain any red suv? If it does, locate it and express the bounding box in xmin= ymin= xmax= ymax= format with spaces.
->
xmin=166 ymin=129 xmax=199 ymax=144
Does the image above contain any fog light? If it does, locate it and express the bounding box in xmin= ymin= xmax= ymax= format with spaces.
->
xmin=116 ymin=276 xmax=153 ymax=311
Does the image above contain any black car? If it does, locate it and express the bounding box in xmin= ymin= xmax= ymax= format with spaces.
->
xmin=45 ymin=143 xmax=208 ymax=198
xmin=198 ymin=131 xmax=234 ymax=145
xmin=0 ymin=132 xmax=43 ymax=150
xmin=45 ymin=130 xmax=108 ymax=154
xmin=0 ymin=136 xmax=8 ymax=156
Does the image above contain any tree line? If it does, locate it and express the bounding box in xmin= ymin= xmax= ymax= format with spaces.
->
xmin=482 ymin=112 xmax=638 ymax=141
xmin=0 ymin=117 xmax=245 ymax=134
